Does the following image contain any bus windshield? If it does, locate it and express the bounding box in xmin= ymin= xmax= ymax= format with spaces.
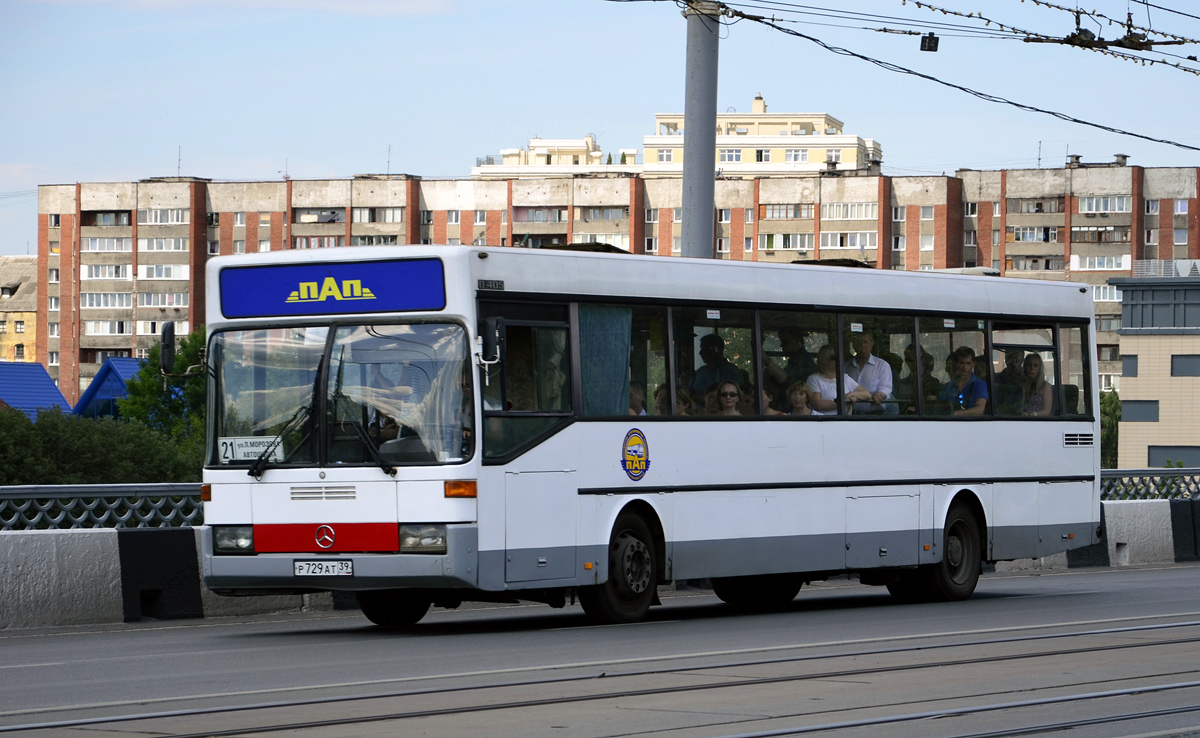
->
xmin=210 ymin=322 xmax=473 ymax=468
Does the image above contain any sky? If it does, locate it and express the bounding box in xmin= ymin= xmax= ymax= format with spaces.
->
xmin=2 ymin=0 xmax=1199 ymax=256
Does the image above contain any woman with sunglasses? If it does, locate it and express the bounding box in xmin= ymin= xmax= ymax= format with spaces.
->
xmin=715 ymin=381 xmax=743 ymax=416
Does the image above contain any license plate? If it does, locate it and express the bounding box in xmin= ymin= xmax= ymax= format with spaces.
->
xmin=294 ymin=560 xmax=353 ymax=577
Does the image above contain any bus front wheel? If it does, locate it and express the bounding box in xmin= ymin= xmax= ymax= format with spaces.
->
xmin=926 ymin=504 xmax=982 ymax=601
xmin=579 ymin=513 xmax=657 ymax=624
xmin=356 ymin=589 xmax=432 ymax=629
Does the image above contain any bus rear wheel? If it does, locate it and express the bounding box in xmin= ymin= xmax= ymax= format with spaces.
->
xmin=578 ymin=513 xmax=657 ymax=624
xmin=712 ymin=574 xmax=803 ymax=609
xmin=355 ymin=589 xmax=432 ymax=629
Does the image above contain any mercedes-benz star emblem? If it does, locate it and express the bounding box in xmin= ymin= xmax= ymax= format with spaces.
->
xmin=315 ymin=525 xmax=335 ymax=549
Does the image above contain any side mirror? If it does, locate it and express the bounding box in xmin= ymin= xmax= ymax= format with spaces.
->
xmin=159 ymin=322 xmax=176 ymax=375
xmin=481 ymin=317 xmax=505 ymax=364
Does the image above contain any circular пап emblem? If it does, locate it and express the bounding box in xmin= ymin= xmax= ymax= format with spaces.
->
xmin=622 ymin=428 xmax=650 ymax=481
xmin=315 ymin=524 xmax=336 ymax=549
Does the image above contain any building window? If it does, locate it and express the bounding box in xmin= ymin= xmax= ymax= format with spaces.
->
xmin=47 ymin=214 xmax=60 ymax=227
xmin=716 ymin=237 xmax=729 ymax=253
xmin=292 ymin=236 xmax=344 ymax=249
xmin=993 ymin=202 xmax=1001 ymax=216
xmin=744 ymin=237 xmax=753 ymax=252
xmin=293 ymin=208 xmax=343 ymax=224
xmin=755 ymin=149 xmax=771 ymax=163
xmin=1093 ymin=285 xmax=1123 ymax=302
xmin=48 ymin=268 xmax=59 ymax=283
xmin=80 ymin=292 xmax=133 ymax=308
xmin=1146 ymin=229 xmax=1159 ymax=244
xmin=1098 ymin=345 xmax=1119 ymax=362
xmin=892 ymin=206 xmax=905 ymax=222
xmin=84 ymin=211 xmax=131 ymax=227
xmin=964 ymin=202 xmax=978 ymax=216
xmin=137 ymin=238 xmax=187 ymax=253
xmin=718 ymin=209 xmax=731 ymax=223
xmin=718 ymin=149 xmax=741 ymax=163
xmin=49 ymin=241 xmax=59 ymax=254
xmin=137 ymin=208 xmax=189 ymax=225
xmin=1171 ymin=355 xmax=1200 ymax=376
xmin=1146 ymin=200 xmax=1160 ymax=214
xmin=759 ymin=233 xmax=813 ymax=251
xmin=1009 ymin=226 xmax=1058 ymax=242
xmin=233 ymin=240 xmax=245 ymax=254
xmin=785 ymin=149 xmax=807 ymax=163
xmin=1098 ymin=316 xmax=1122 ymax=331
xmin=85 ymin=321 xmax=133 ymax=336
xmin=82 ymin=264 xmax=130 ymax=280
xmin=673 ymin=208 xmax=682 ymax=223
xmin=352 ymin=207 xmax=404 ymax=223
xmin=259 ymin=212 xmax=271 ymax=227
xmin=421 ymin=210 xmax=433 ymax=225
xmin=139 ymin=264 xmax=188 ymax=280
xmin=475 ymin=210 xmax=487 ymax=225
xmin=48 ymin=351 xmax=59 ymax=366
xmin=819 ymin=232 xmax=876 ymax=250
xmin=0 ymin=322 xmax=6 ymax=334
xmin=672 ymin=237 xmax=681 ymax=253
xmin=1077 ymin=255 xmax=1125 ymax=270
xmin=1175 ymin=228 xmax=1188 ymax=245
xmin=745 ymin=208 xmax=753 ymax=224
xmin=645 ymin=208 xmax=658 ymax=223
xmin=826 ymin=149 xmax=842 ymax=163
xmin=892 ymin=235 xmax=906 ymax=251
xmin=49 ymin=297 xmax=59 ymax=311
xmin=1007 ymin=255 xmax=1064 ymax=271
xmin=820 ymin=202 xmax=877 ymax=220
xmin=1079 ymin=196 xmax=1131 ymax=213
xmin=258 ymin=240 xmax=271 ymax=252
xmin=964 ymin=230 xmax=978 ymax=246
xmin=350 ymin=235 xmax=399 ymax=246
xmin=992 ymin=230 xmax=1001 ymax=246
xmin=1176 ymin=200 xmax=1189 ymax=215
xmin=920 ymin=234 xmax=934 ymax=251
xmin=233 ymin=212 xmax=246 ymax=226
xmin=657 ymin=149 xmax=673 ymax=163
xmin=644 ymin=237 xmax=657 ymax=253
xmin=447 ymin=210 xmax=460 ymax=225
xmin=1071 ymin=226 xmax=1131 ymax=243
xmin=48 ymin=322 xmax=59 ymax=337
xmin=138 ymin=293 xmax=188 ymax=307
xmin=83 ymin=238 xmax=132 ymax=252
xmin=920 ymin=206 xmax=934 ymax=220
xmin=1099 ymin=374 xmax=1118 ymax=392
xmin=1008 ymin=197 xmax=1063 ymax=214
xmin=14 ymin=321 xmax=24 ymax=333
xmin=14 ymin=345 xmax=23 ymax=361
xmin=1122 ymin=400 xmax=1159 ymax=422
xmin=208 ymin=240 xmax=220 ymax=255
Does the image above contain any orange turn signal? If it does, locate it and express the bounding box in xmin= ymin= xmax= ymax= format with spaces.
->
xmin=444 ymin=480 xmax=477 ymax=498
xmin=200 ymin=484 xmax=212 ymax=502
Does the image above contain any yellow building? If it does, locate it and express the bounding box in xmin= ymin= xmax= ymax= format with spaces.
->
xmin=0 ymin=255 xmax=37 ymax=363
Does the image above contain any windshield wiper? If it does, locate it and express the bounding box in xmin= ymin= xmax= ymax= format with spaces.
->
xmin=339 ymin=417 xmax=397 ymax=477
xmin=248 ymin=404 xmax=311 ymax=480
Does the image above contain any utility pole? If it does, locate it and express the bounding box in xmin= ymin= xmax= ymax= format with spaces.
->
xmin=681 ymin=1 xmax=721 ymax=259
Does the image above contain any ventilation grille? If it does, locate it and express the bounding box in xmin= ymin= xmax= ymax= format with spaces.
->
xmin=1063 ymin=433 xmax=1094 ymax=448
xmin=290 ymin=485 xmax=356 ymax=501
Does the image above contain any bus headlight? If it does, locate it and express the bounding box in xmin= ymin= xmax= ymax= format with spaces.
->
xmin=213 ymin=525 xmax=255 ymax=554
xmin=399 ymin=524 xmax=447 ymax=554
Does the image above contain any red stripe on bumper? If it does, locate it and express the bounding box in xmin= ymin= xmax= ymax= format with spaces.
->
xmin=254 ymin=523 xmax=398 ymax=553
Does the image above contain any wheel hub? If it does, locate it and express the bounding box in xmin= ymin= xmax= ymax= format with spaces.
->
xmin=620 ymin=535 xmax=651 ymax=594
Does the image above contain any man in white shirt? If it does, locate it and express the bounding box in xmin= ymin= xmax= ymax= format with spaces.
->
xmin=846 ymin=332 xmax=897 ymax=415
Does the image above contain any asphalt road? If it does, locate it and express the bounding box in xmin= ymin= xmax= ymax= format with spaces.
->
xmin=4 ymin=565 xmax=1200 ymax=738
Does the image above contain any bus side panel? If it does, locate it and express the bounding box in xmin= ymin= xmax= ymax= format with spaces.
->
xmin=1038 ymin=480 xmax=1097 ymax=556
xmin=991 ymin=482 xmax=1041 ymax=561
xmin=671 ymin=488 xmax=846 ymax=580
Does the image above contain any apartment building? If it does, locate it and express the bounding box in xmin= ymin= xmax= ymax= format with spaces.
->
xmin=35 ymin=98 xmax=1200 ymax=404
xmin=1112 ymin=267 xmax=1200 ymax=468
xmin=0 ymin=255 xmax=37 ymax=363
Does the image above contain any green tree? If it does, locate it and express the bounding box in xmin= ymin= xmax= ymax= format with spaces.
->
xmin=0 ymin=407 xmax=50 ymax=485
xmin=606 ymin=153 xmax=613 ymax=165
xmin=1100 ymin=390 xmax=1120 ymax=468
xmin=33 ymin=408 xmax=197 ymax=483
xmin=119 ymin=325 xmax=207 ymax=472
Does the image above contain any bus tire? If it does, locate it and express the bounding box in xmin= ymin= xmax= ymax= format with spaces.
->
xmin=925 ymin=504 xmax=982 ymax=601
xmin=355 ymin=589 xmax=432 ymax=629
xmin=578 ymin=513 xmax=657 ymax=624
xmin=712 ymin=574 xmax=803 ymax=608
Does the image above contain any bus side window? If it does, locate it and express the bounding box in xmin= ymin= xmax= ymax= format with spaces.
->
xmin=578 ymin=305 xmax=669 ymax=417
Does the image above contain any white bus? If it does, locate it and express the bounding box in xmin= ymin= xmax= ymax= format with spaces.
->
xmin=194 ymin=245 xmax=1101 ymax=627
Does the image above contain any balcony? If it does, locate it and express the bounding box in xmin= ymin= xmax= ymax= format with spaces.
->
xmin=1133 ymin=259 xmax=1200 ymax=278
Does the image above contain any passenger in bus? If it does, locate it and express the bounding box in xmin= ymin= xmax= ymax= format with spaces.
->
xmin=994 ymin=348 xmax=1025 ymax=416
xmin=760 ymin=380 xmax=786 ymax=416
xmin=764 ymin=328 xmax=818 ymax=387
xmin=785 ymin=381 xmax=813 ymax=416
xmin=629 ymin=382 xmax=648 ymax=416
xmin=846 ymin=332 xmax=897 ymax=415
xmin=738 ymin=384 xmax=757 ymax=416
xmin=715 ymin=381 xmax=743 ymax=416
xmin=702 ymin=383 xmax=721 ymax=415
xmin=690 ymin=334 xmax=750 ymax=400
xmin=939 ymin=346 xmax=989 ymax=416
xmin=674 ymin=387 xmax=695 ymax=416
xmin=1021 ymin=353 xmax=1054 ymax=417
xmin=895 ymin=345 xmax=940 ymax=413
xmin=807 ymin=345 xmax=871 ymax=415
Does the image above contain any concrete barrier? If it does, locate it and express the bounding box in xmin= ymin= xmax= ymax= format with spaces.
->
xmin=3 ymin=500 xmax=1198 ymax=629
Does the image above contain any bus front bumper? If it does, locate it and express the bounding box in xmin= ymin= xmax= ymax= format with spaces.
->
xmin=200 ymin=524 xmax=479 ymax=593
